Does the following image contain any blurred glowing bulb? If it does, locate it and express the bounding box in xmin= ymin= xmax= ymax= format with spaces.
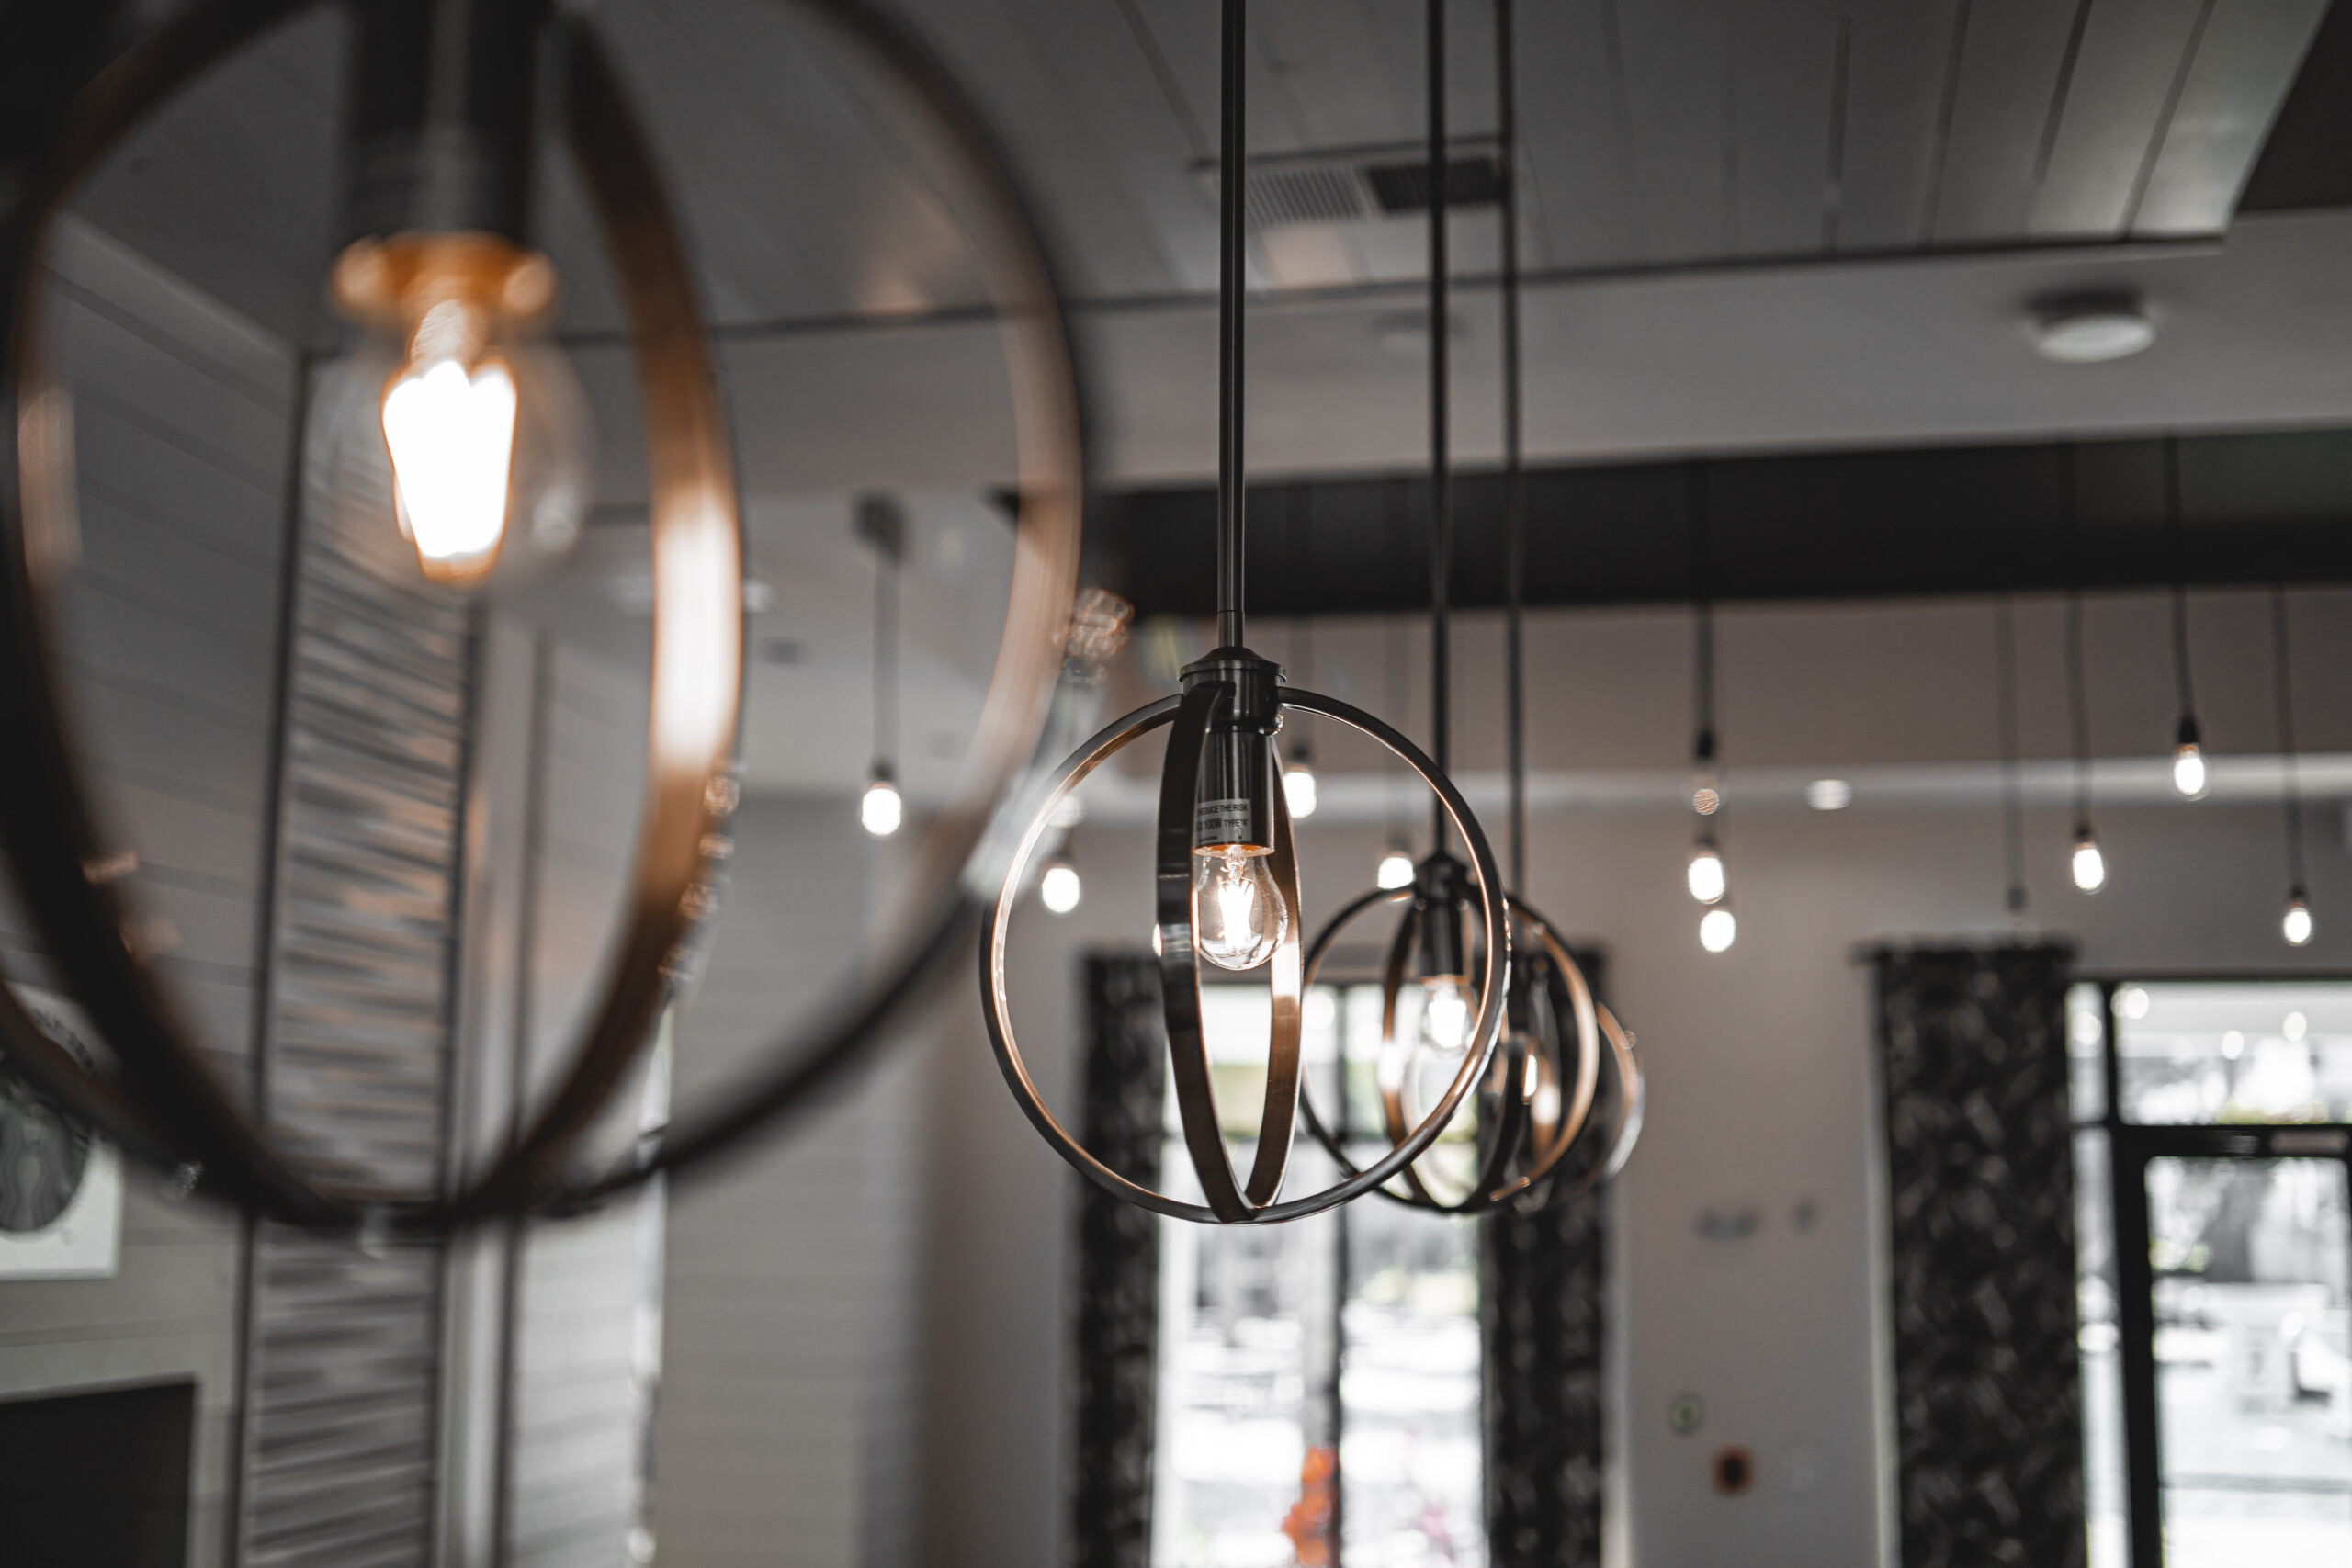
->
xmin=1699 ymin=907 xmax=1737 ymax=953
xmin=1040 ymin=859 xmax=1081 ymax=915
xmin=2284 ymin=897 xmax=2314 ymax=948
xmin=2222 ymin=1030 xmax=2245 ymax=1060
xmin=1804 ymin=778 xmax=1853 ymax=811
xmin=860 ymin=773 xmax=902 ymax=838
xmin=2070 ymin=829 xmax=2106 ymax=893
xmin=2171 ymin=742 xmax=2206 ymax=799
xmin=2119 ymin=986 xmax=2150 ymax=1020
xmin=381 ymin=346 xmax=517 ymax=581
xmin=1687 ymin=845 xmax=1727 ymax=905
xmin=1417 ymin=976 xmax=1470 ymax=1057
xmin=1283 ymin=761 xmax=1319 ymax=819
xmin=2286 ymin=1010 xmax=2309 ymax=1042
xmin=1193 ymin=845 xmax=1286 ymax=970
xmin=1376 ymin=847 xmax=1416 ymax=890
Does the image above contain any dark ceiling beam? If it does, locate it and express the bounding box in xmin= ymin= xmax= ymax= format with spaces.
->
xmin=1089 ymin=425 xmax=2352 ymax=616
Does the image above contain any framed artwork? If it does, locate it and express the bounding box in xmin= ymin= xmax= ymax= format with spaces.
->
xmin=0 ymin=986 xmax=122 ymax=1280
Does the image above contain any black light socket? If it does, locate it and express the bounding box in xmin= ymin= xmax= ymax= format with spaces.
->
xmin=1183 ymin=647 xmax=1284 ymax=852
xmin=1413 ymin=851 xmax=1471 ymax=981
xmin=2175 ymin=713 xmax=2201 ymax=750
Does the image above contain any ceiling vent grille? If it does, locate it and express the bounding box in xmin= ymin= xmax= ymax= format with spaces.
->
xmin=1197 ymin=141 xmax=1506 ymax=231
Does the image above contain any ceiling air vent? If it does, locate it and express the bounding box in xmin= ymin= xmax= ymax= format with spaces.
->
xmin=1196 ymin=140 xmax=1504 ymax=231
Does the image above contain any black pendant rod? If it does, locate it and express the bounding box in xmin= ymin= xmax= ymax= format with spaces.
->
xmin=2274 ymin=585 xmax=2307 ymax=896
xmin=1427 ymin=0 xmax=1453 ymax=850
xmin=1497 ymin=0 xmax=1525 ymax=892
xmin=1689 ymin=463 xmax=1716 ymax=768
xmin=1216 ymin=0 xmax=1248 ymax=650
xmin=2063 ymin=446 xmax=2095 ymax=839
xmin=1996 ymin=594 xmax=2028 ymax=918
xmin=2164 ymin=436 xmax=2198 ymax=742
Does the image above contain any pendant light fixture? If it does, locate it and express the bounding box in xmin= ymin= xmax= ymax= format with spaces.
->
xmin=1287 ymin=0 xmax=1639 ymax=1216
xmin=1686 ymin=466 xmax=1736 ymax=951
xmin=2063 ymin=450 xmax=2106 ymax=893
xmin=2163 ymin=438 xmax=2208 ymax=799
xmin=2272 ymin=587 xmax=2314 ymax=947
xmin=859 ymin=494 xmax=907 ymax=839
xmin=979 ymin=0 xmax=1509 ymax=1226
xmin=0 ymin=0 xmax=1089 ymax=1226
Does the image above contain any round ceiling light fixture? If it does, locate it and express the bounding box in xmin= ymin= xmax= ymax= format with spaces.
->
xmin=2030 ymin=290 xmax=2155 ymax=364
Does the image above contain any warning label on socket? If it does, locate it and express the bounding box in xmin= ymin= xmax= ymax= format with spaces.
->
xmin=1193 ymin=798 xmax=1254 ymax=846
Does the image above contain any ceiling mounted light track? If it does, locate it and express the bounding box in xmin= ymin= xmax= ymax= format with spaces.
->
xmin=979 ymin=0 xmax=1508 ymax=1225
xmin=0 ymin=0 xmax=1087 ymax=1228
xmin=1290 ymin=0 xmax=1641 ymax=1218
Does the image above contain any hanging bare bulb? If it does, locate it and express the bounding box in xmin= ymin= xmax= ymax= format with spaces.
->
xmin=860 ymin=764 xmax=903 ymax=838
xmin=1377 ymin=844 xmax=1416 ymax=890
xmin=1283 ymin=757 xmax=1319 ymax=819
xmin=2070 ymin=826 xmax=2107 ymax=893
xmin=1417 ymin=973 xmax=1471 ymax=1056
xmin=1040 ymin=857 xmax=1082 ymax=915
xmin=2284 ymin=890 xmax=2314 ymax=947
xmin=1699 ymin=906 xmax=1737 ymax=953
xmin=320 ymin=235 xmax=589 ymax=593
xmin=1193 ymin=844 xmax=1287 ymax=970
xmin=1687 ymin=841 xmax=1727 ymax=904
xmin=2171 ymin=716 xmax=2207 ymax=798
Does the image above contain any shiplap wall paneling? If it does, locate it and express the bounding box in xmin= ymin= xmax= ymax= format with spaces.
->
xmin=0 ymin=220 xmax=297 ymax=1568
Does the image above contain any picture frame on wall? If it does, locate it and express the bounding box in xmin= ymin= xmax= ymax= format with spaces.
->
xmin=0 ymin=986 xmax=123 ymax=1280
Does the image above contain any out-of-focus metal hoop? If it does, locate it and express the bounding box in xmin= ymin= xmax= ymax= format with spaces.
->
xmin=0 ymin=0 xmax=1090 ymax=1229
xmin=1295 ymin=887 xmax=1604 ymax=1213
xmin=979 ymin=686 xmax=1509 ymax=1225
xmin=1535 ymin=1001 xmax=1644 ymax=1205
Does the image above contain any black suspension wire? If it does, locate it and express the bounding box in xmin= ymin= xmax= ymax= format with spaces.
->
xmin=2164 ymin=436 xmax=2198 ymax=739
xmin=1688 ymin=463 xmax=1716 ymax=775
xmin=1996 ymin=595 xmax=2028 ymax=918
xmin=1497 ymin=0 xmax=1526 ymax=893
xmin=1216 ymin=0 xmax=1247 ymax=650
xmin=2062 ymin=447 xmax=2095 ymax=839
xmin=870 ymin=516 xmax=898 ymax=777
xmin=2273 ymin=584 xmax=2308 ymax=897
xmin=1426 ymin=0 xmax=1453 ymax=850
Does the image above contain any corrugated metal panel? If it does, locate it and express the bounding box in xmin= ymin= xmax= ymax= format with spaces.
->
xmin=240 ymin=412 xmax=474 ymax=1568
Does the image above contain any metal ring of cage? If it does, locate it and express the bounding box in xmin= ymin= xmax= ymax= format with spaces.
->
xmin=979 ymin=684 xmax=1510 ymax=1225
xmin=0 ymin=0 xmax=1085 ymax=1228
xmin=1294 ymin=887 xmax=1604 ymax=1213
xmin=1538 ymin=1000 xmax=1644 ymax=1206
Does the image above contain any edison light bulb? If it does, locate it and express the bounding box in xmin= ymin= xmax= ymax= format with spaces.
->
xmin=1699 ymin=907 xmax=1737 ymax=953
xmin=1376 ymin=846 xmax=1416 ymax=891
xmin=860 ymin=769 xmax=903 ymax=838
xmin=1417 ymin=975 xmax=1471 ymax=1057
xmin=322 ymin=236 xmax=588 ymax=595
xmin=1283 ymin=761 xmax=1319 ymax=819
xmin=2284 ymin=895 xmax=2314 ymax=948
xmin=2172 ymin=741 xmax=2206 ymax=799
xmin=1687 ymin=844 xmax=1727 ymax=905
xmin=1193 ymin=845 xmax=1287 ymax=970
xmin=2070 ymin=829 xmax=2107 ymax=893
xmin=1040 ymin=858 xmax=1082 ymax=915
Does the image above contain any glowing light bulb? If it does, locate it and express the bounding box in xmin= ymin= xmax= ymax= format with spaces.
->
xmin=1283 ymin=761 xmax=1319 ymax=819
xmin=1699 ymin=907 xmax=1737 ymax=953
xmin=2070 ymin=829 xmax=2107 ymax=893
xmin=1040 ymin=859 xmax=1082 ymax=915
xmin=860 ymin=772 xmax=903 ymax=838
xmin=1192 ymin=845 xmax=1287 ymax=970
xmin=1687 ymin=845 xmax=1727 ymax=905
xmin=1376 ymin=847 xmax=1416 ymax=891
xmin=1417 ymin=976 xmax=1470 ymax=1057
xmin=2284 ymin=896 xmax=2313 ymax=948
xmin=378 ymin=299 xmax=519 ymax=582
xmin=2171 ymin=742 xmax=2206 ymax=799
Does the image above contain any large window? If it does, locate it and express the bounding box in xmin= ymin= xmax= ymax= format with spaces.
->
xmin=2073 ymin=980 xmax=2352 ymax=1568
xmin=1151 ymin=983 xmax=1486 ymax=1568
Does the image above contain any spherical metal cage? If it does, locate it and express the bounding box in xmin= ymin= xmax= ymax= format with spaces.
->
xmin=981 ymin=682 xmax=1511 ymax=1224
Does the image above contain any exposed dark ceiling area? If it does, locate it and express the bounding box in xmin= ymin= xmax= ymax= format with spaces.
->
xmin=2238 ymin=0 xmax=2352 ymax=212
xmin=1091 ymin=425 xmax=2352 ymax=616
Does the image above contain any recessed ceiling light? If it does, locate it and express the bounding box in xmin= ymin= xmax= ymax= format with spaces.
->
xmin=1804 ymin=778 xmax=1853 ymax=811
xmin=2030 ymin=291 xmax=2154 ymax=364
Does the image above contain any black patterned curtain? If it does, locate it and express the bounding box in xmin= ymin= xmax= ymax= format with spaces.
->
xmin=1069 ymin=954 xmax=1165 ymax=1568
xmin=1481 ymin=948 xmax=1610 ymax=1568
xmin=1871 ymin=942 xmax=2082 ymax=1568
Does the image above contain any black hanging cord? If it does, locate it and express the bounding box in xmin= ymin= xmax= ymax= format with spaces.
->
xmin=1688 ymin=463 xmax=1716 ymax=773
xmin=1422 ymin=0 xmax=1453 ymax=848
xmin=1996 ymin=595 xmax=2028 ymax=918
xmin=2164 ymin=436 xmax=2199 ymax=743
xmin=869 ymin=510 xmax=899 ymax=778
xmin=1497 ymin=0 xmax=1526 ymax=893
xmin=2062 ymin=447 xmax=2094 ymax=839
xmin=1216 ymin=0 xmax=1247 ymax=650
xmin=2274 ymin=584 xmax=2308 ymax=897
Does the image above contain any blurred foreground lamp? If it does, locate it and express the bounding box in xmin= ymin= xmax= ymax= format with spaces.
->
xmin=319 ymin=0 xmax=591 ymax=592
xmin=979 ymin=0 xmax=1509 ymax=1226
